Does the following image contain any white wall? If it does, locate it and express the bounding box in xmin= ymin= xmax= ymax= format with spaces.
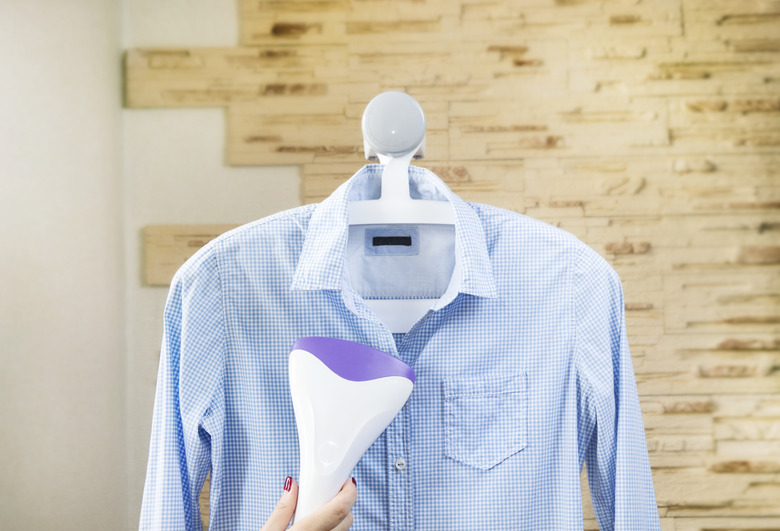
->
xmin=0 ymin=1 xmax=126 ymax=529
xmin=122 ymin=1 xmax=301 ymax=528
xmin=0 ymin=1 xmax=300 ymax=528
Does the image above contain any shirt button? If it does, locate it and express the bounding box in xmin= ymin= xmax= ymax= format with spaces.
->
xmin=394 ymin=457 xmax=407 ymax=471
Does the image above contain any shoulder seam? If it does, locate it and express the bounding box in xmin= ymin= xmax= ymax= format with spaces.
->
xmin=209 ymin=239 xmax=227 ymax=422
xmin=571 ymin=243 xmax=600 ymax=455
xmin=571 ymin=242 xmax=581 ymax=375
xmin=571 ymin=244 xmax=594 ymax=394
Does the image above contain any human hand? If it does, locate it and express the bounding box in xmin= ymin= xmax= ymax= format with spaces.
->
xmin=261 ymin=477 xmax=357 ymax=531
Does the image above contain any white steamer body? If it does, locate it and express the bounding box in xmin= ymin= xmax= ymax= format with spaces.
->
xmin=288 ymin=338 xmax=415 ymax=521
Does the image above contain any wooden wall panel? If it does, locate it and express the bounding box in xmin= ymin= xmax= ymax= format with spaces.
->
xmin=144 ymin=225 xmax=238 ymax=286
xmin=128 ymin=1 xmax=780 ymax=529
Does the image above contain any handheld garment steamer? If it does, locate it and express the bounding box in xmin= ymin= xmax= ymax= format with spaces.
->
xmin=289 ymin=337 xmax=415 ymax=520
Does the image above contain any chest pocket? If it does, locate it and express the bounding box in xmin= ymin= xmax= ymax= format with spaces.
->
xmin=443 ymin=372 xmax=527 ymax=470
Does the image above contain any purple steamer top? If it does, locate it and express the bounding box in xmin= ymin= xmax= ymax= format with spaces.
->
xmin=292 ymin=337 xmax=415 ymax=384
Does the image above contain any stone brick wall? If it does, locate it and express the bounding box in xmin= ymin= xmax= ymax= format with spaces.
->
xmin=127 ymin=1 xmax=780 ymax=528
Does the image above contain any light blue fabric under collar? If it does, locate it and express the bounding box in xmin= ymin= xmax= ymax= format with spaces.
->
xmin=291 ymin=164 xmax=497 ymax=300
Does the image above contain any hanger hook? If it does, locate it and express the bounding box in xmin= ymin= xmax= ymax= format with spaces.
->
xmin=362 ymin=92 xmax=426 ymax=161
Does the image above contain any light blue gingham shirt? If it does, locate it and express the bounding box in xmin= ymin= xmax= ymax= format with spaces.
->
xmin=141 ymin=164 xmax=660 ymax=530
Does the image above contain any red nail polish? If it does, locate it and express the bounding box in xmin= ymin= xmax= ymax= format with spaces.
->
xmin=284 ymin=476 xmax=292 ymax=492
xmin=351 ymin=478 xmax=356 ymax=486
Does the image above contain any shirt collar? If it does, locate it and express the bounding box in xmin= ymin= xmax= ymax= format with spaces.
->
xmin=291 ymin=164 xmax=498 ymax=300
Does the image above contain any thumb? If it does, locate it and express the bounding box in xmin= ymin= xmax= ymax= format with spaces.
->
xmin=261 ymin=476 xmax=298 ymax=531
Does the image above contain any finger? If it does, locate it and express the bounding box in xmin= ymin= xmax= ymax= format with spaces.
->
xmin=296 ymin=478 xmax=357 ymax=530
xmin=331 ymin=511 xmax=354 ymax=531
xmin=261 ymin=476 xmax=298 ymax=531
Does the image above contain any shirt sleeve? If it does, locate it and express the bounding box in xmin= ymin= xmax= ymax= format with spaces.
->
xmin=140 ymin=245 xmax=226 ymax=530
xmin=574 ymin=246 xmax=660 ymax=531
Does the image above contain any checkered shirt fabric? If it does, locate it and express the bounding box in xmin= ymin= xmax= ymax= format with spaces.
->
xmin=140 ymin=164 xmax=660 ymax=530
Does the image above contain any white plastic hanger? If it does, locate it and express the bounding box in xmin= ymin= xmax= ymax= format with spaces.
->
xmin=348 ymin=92 xmax=456 ymax=226
xmin=347 ymin=92 xmax=457 ymax=332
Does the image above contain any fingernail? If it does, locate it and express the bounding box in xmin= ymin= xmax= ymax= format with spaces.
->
xmin=284 ymin=476 xmax=292 ymax=492
xmin=351 ymin=478 xmax=356 ymax=486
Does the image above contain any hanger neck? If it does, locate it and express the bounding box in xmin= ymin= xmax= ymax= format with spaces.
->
xmin=377 ymin=152 xmax=414 ymax=204
xmin=347 ymin=160 xmax=456 ymax=226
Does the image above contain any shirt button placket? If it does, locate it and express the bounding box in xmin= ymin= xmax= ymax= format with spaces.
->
xmin=387 ymin=404 xmax=413 ymax=531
